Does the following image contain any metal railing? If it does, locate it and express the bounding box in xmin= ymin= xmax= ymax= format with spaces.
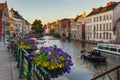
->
xmin=10 ymin=42 xmax=52 ymax=80
xmin=91 ymin=65 xmax=120 ymax=80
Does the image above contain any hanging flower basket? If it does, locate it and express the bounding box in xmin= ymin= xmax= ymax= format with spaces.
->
xmin=30 ymin=45 xmax=73 ymax=78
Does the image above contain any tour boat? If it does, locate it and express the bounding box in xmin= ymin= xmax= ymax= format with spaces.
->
xmin=93 ymin=43 xmax=120 ymax=55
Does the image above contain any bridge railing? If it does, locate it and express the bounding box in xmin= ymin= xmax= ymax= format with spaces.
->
xmin=91 ymin=65 xmax=120 ymax=80
xmin=11 ymin=42 xmax=51 ymax=80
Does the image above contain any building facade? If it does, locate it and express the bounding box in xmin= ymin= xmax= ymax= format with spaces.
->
xmin=71 ymin=21 xmax=77 ymax=39
xmin=10 ymin=8 xmax=31 ymax=37
xmin=114 ymin=18 xmax=120 ymax=43
xmin=71 ymin=12 xmax=86 ymax=40
xmin=0 ymin=1 xmax=10 ymax=38
xmin=60 ymin=18 xmax=71 ymax=37
xmin=86 ymin=2 xmax=120 ymax=42
xmin=75 ymin=12 xmax=86 ymax=40
xmin=9 ymin=8 xmax=14 ymax=36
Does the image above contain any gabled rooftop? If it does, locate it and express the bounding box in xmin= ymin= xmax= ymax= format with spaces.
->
xmin=0 ymin=1 xmax=7 ymax=10
xmin=10 ymin=8 xmax=24 ymax=20
xmin=87 ymin=1 xmax=120 ymax=17
xmin=74 ymin=12 xmax=87 ymax=22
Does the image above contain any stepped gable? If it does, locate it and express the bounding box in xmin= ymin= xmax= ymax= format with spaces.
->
xmin=87 ymin=2 xmax=120 ymax=17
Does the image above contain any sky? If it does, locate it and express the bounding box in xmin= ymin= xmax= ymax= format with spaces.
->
xmin=0 ymin=0 xmax=120 ymax=24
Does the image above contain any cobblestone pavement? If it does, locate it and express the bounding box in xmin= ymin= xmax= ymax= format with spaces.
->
xmin=0 ymin=41 xmax=23 ymax=80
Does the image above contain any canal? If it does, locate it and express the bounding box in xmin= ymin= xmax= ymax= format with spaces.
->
xmin=37 ymin=36 xmax=120 ymax=80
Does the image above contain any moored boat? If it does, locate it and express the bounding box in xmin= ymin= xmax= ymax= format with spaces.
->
xmin=93 ymin=43 xmax=120 ymax=55
xmin=80 ymin=50 xmax=106 ymax=63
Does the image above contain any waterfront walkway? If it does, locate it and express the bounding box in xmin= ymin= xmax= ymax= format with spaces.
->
xmin=0 ymin=41 xmax=22 ymax=80
xmin=0 ymin=41 xmax=69 ymax=80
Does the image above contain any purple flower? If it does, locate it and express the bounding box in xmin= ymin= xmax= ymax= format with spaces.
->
xmin=35 ymin=45 xmax=73 ymax=77
xmin=33 ymin=45 xmax=38 ymax=50
xmin=53 ymin=58 xmax=57 ymax=62
xmin=47 ymin=55 xmax=51 ymax=61
xmin=53 ymin=45 xmax=57 ymax=49
xmin=29 ymin=53 xmax=35 ymax=57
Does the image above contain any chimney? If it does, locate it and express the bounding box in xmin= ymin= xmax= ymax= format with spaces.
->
xmin=82 ymin=12 xmax=87 ymax=17
xmin=92 ymin=8 xmax=96 ymax=11
xmin=107 ymin=2 xmax=117 ymax=7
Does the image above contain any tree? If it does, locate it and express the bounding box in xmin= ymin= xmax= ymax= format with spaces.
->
xmin=31 ymin=19 xmax=44 ymax=34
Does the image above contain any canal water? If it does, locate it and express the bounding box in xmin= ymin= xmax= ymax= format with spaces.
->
xmin=37 ymin=36 xmax=120 ymax=80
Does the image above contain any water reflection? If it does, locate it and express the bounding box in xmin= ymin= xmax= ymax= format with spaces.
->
xmin=38 ymin=36 xmax=120 ymax=80
xmin=81 ymin=42 xmax=85 ymax=49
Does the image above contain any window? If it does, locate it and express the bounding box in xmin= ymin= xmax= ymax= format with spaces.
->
xmin=103 ymin=24 xmax=105 ymax=31
xmin=103 ymin=32 xmax=105 ymax=39
xmin=97 ymin=17 xmax=98 ymax=22
xmin=106 ymin=23 xmax=108 ymax=31
xmin=110 ymin=23 xmax=112 ymax=30
xmin=103 ymin=15 xmax=105 ymax=20
xmin=109 ymin=33 xmax=111 ymax=39
xmin=93 ymin=25 xmax=95 ymax=31
xmin=100 ymin=33 xmax=101 ymax=38
xmin=106 ymin=32 xmax=108 ymax=39
xmin=100 ymin=24 xmax=102 ymax=31
xmin=97 ymin=24 xmax=98 ymax=31
xmin=94 ymin=17 xmax=95 ymax=22
xmin=97 ymin=33 xmax=98 ymax=38
xmin=110 ymin=14 xmax=112 ymax=19
xmin=4 ymin=12 xmax=8 ymax=17
xmin=100 ymin=16 xmax=102 ymax=21
xmin=118 ymin=49 xmax=120 ymax=53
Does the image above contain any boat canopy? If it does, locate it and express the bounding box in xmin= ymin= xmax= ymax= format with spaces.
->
xmin=97 ymin=43 xmax=120 ymax=49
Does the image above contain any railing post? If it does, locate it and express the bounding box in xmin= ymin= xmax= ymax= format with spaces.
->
xmin=20 ymin=50 xmax=25 ymax=78
xmin=17 ymin=49 xmax=20 ymax=68
xmin=27 ymin=60 xmax=32 ymax=80
xmin=15 ymin=44 xmax=19 ymax=61
xmin=117 ymin=68 xmax=120 ymax=80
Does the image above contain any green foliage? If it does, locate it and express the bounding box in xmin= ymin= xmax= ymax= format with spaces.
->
xmin=31 ymin=19 xmax=44 ymax=33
